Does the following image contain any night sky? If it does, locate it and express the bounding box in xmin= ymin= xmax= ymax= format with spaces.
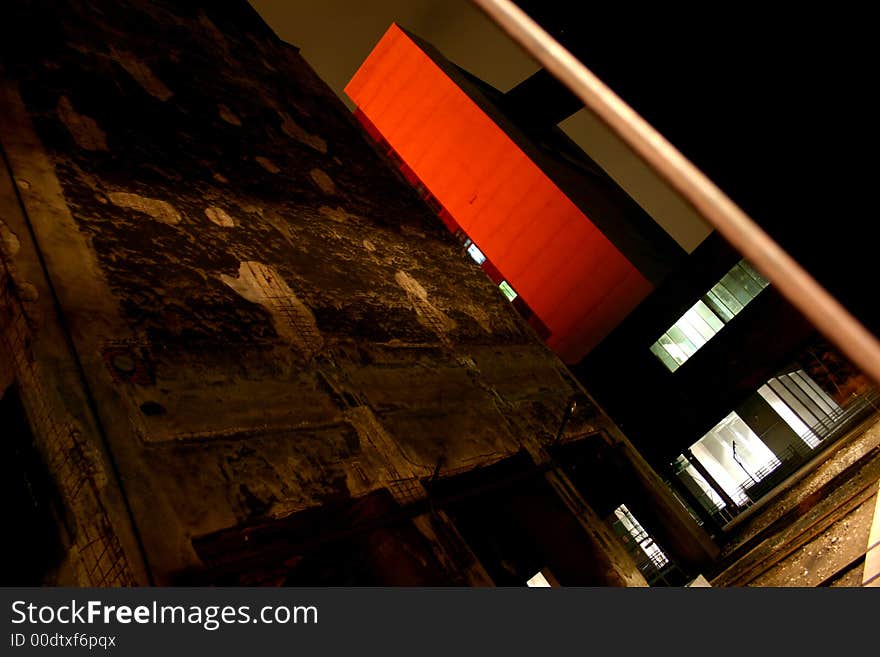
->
xmin=250 ymin=1 xmax=877 ymax=334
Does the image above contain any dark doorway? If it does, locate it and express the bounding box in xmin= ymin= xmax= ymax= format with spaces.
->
xmin=551 ymin=437 xmax=691 ymax=586
xmin=0 ymin=385 xmax=65 ymax=584
xmin=426 ymin=451 xmax=625 ymax=586
xmin=192 ymin=488 xmax=451 ymax=586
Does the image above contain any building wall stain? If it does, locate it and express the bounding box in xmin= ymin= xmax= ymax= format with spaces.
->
xmin=0 ymin=0 xmax=648 ymax=584
xmin=107 ymin=191 xmax=181 ymax=225
xmin=220 ymin=260 xmax=324 ymax=358
xmin=110 ymin=48 xmax=174 ymax=101
xmin=56 ymin=96 xmax=108 ymax=151
xmin=204 ymin=206 xmax=236 ymax=228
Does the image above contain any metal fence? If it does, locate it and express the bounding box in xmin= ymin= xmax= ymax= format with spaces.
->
xmin=734 ymin=387 xmax=880 ymax=504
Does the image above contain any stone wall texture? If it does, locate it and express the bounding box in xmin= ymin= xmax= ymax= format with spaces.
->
xmin=1 ymin=0 xmax=649 ymax=585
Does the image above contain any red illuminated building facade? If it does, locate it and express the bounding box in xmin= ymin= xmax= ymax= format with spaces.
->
xmin=345 ymin=24 xmax=684 ymax=364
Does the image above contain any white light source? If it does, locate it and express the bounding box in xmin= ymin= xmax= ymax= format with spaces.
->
xmin=466 ymin=242 xmax=486 ymax=265
xmin=527 ymin=571 xmax=552 ymax=587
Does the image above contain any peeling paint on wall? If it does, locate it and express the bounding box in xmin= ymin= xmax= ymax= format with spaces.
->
xmin=464 ymin=304 xmax=492 ymax=334
xmin=344 ymin=406 xmax=410 ymax=481
xmin=395 ymin=270 xmax=456 ymax=344
xmin=0 ymin=219 xmax=21 ymax=257
xmin=112 ymin=50 xmax=174 ymax=101
xmin=255 ymin=156 xmax=280 ymax=174
xmin=319 ymin=205 xmax=350 ymax=223
xmin=107 ymin=192 xmax=181 ymax=225
xmin=56 ymin=96 xmax=108 ymax=152
xmin=0 ymin=0 xmax=646 ymax=586
xmin=205 ymin=206 xmax=235 ymax=227
xmin=218 ymin=104 xmax=242 ymax=126
xmin=280 ymin=111 xmax=327 ymax=153
xmin=309 ymin=168 xmax=336 ymax=195
xmin=197 ymin=12 xmax=230 ymax=52
xmin=220 ymin=261 xmax=323 ymax=357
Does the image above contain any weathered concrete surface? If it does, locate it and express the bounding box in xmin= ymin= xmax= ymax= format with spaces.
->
xmin=0 ymin=92 xmax=146 ymax=585
xmin=0 ymin=0 xmax=652 ymax=585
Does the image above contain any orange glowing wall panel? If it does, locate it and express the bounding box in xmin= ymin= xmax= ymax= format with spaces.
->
xmin=346 ymin=24 xmax=652 ymax=363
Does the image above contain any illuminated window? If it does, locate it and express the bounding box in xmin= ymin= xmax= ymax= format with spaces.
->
xmin=498 ymin=280 xmax=517 ymax=302
xmin=526 ymin=571 xmax=552 ymax=587
xmin=466 ymin=241 xmax=486 ymax=265
xmin=684 ymin=411 xmax=778 ymax=507
xmin=611 ymin=504 xmax=670 ymax=571
xmin=651 ymin=260 xmax=769 ymax=372
xmin=758 ymin=369 xmax=841 ymax=449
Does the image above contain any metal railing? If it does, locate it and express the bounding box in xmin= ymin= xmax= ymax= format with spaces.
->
xmin=733 ymin=387 xmax=880 ymax=503
xmin=471 ymin=0 xmax=880 ymax=387
xmin=608 ymin=517 xmax=687 ymax=586
xmin=672 ymin=386 xmax=880 ymax=523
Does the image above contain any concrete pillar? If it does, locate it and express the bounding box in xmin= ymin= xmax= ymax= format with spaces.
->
xmin=684 ymin=448 xmax=738 ymax=512
xmin=411 ymin=511 xmax=494 ymax=586
xmin=664 ymin=468 xmax=723 ymax=535
xmin=543 ymin=469 xmax=648 ymax=587
xmin=616 ymin=443 xmax=720 ymax=568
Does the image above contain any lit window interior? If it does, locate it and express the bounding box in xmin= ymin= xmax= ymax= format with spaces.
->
xmin=466 ymin=241 xmax=486 ymax=265
xmin=674 ymin=369 xmax=841 ymax=512
xmin=687 ymin=411 xmax=778 ymax=507
xmin=612 ymin=504 xmax=669 ymax=570
xmin=498 ymin=280 xmax=517 ymax=302
xmin=758 ymin=369 xmax=841 ymax=449
xmin=651 ymin=259 xmax=769 ymax=372
xmin=672 ymin=454 xmax=727 ymax=510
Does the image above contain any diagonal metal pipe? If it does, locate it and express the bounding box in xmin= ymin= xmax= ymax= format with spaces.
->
xmin=471 ymin=0 xmax=880 ymax=385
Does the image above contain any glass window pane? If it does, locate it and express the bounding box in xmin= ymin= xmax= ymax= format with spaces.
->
xmin=674 ymin=315 xmax=709 ymax=350
xmin=466 ymin=242 xmax=486 ymax=265
xmin=759 ymin=383 xmax=819 ymax=448
xmin=651 ymin=342 xmax=680 ymax=372
xmin=650 ymin=260 xmax=769 ymax=370
xmin=498 ymin=280 xmax=517 ymax=302
xmin=781 ymin=372 xmax=834 ymax=418
xmin=719 ymin=264 xmax=764 ymax=306
xmin=693 ymin=300 xmax=725 ymax=332
xmin=682 ymin=304 xmax=720 ymax=341
xmin=739 ymin=259 xmax=770 ymax=289
xmin=666 ymin=325 xmax=697 ymax=358
xmin=769 ymin=379 xmax=821 ymax=430
xmin=794 ymin=370 xmax=840 ymax=414
xmin=707 ymin=282 xmax=745 ymax=316
xmin=674 ymin=455 xmax=727 ymax=511
xmin=703 ymin=290 xmax=736 ymax=322
xmin=657 ymin=333 xmax=687 ymax=365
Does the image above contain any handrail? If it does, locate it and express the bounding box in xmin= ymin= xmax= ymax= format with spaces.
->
xmin=471 ymin=0 xmax=880 ymax=386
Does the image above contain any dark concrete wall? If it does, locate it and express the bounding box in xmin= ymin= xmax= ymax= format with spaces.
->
xmin=0 ymin=0 xmax=653 ymax=585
